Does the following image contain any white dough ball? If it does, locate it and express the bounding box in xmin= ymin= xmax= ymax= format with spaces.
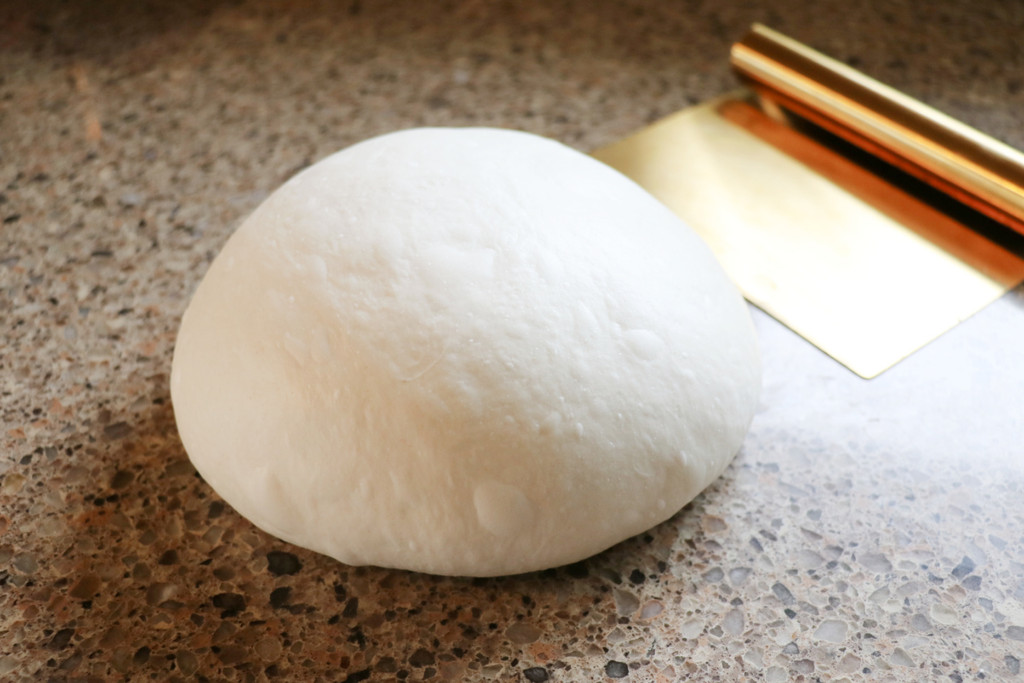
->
xmin=171 ymin=127 xmax=760 ymax=577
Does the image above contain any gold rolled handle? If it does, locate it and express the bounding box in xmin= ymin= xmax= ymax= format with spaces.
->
xmin=731 ymin=24 xmax=1024 ymax=236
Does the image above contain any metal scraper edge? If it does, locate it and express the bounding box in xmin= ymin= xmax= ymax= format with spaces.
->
xmin=593 ymin=25 xmax=1024 ymax=378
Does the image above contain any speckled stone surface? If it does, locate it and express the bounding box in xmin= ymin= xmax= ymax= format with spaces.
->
xmin=3 ymin=1 xmax=1024 ymax=681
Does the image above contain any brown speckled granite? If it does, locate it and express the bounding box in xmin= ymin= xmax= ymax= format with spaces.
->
xmin=2 ymin=1 xmax=1024 ymax=680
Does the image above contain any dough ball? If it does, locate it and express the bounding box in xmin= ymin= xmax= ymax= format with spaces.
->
xmin=171 ymin=127 xmax=760 ymax=577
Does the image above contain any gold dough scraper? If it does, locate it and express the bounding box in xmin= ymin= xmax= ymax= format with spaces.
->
xmin=594 ymin=24 xmax=1024 ymax=378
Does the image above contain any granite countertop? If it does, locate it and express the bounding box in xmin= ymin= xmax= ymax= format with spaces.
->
xmin=3 ymin=0 xmax=1024 ymax=680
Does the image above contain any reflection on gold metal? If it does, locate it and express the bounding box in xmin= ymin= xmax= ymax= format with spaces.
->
xmin=716 ymin=99 xmax=1024 ymax=288
xmin=731 ymin=24 xmax=1024 ymax=237
xmin=593 ymin=92 xmax=1024 ymax=378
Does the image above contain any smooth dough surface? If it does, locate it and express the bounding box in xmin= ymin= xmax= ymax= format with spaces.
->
xmin=171 ymin=127 xmax=761 ymax=577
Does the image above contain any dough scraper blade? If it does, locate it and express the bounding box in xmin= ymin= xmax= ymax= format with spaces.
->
xmin=593 ymin=24 xmax=1024 ymax=378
